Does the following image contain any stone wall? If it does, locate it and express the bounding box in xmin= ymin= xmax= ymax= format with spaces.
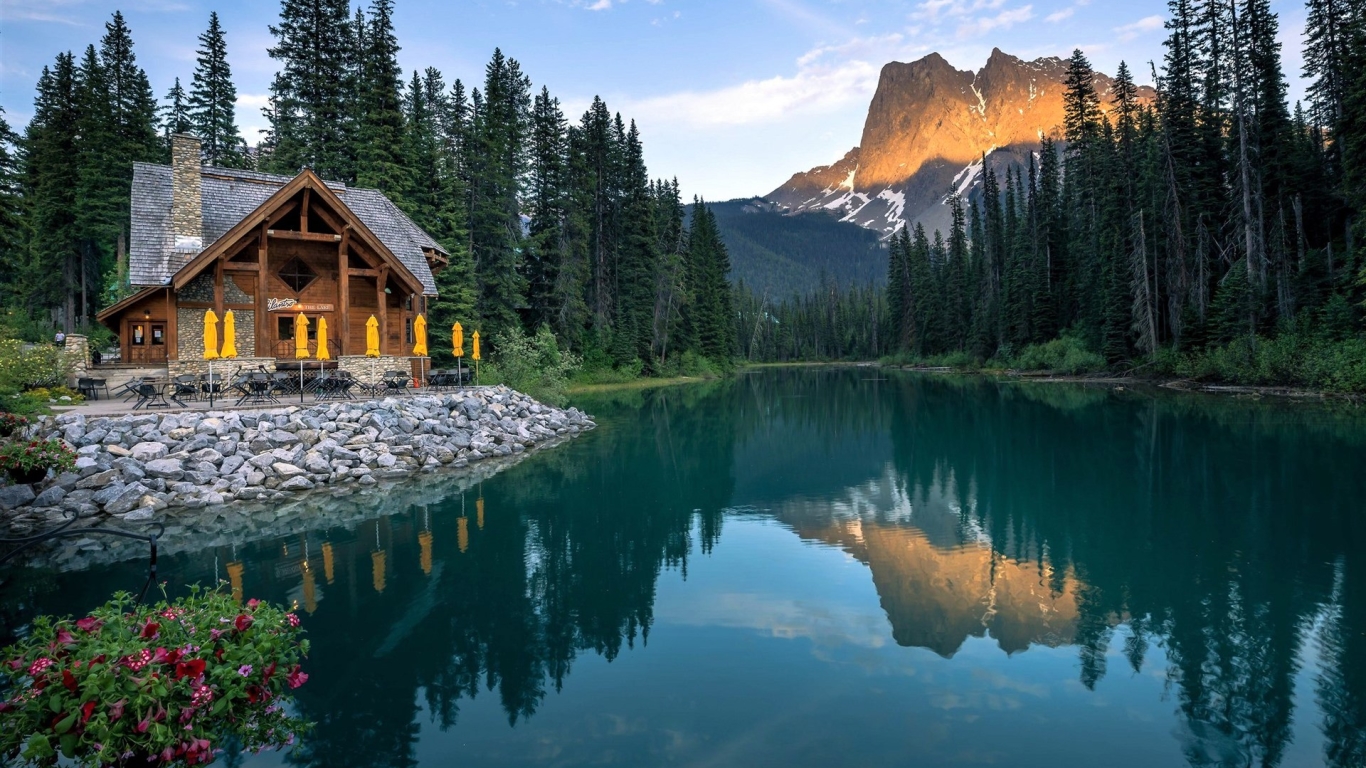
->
xmin=63 ymin=334 xmax=90 ymax=387
xmin=178 ymin=308 xmax=257 ymax=359
xmin=168 ymin=357 xmax=275 ymax=380
xmin=171 ymin=134 xmax=202 ymax=243
xmin=337 ymin=355 xmax=423 ymax=386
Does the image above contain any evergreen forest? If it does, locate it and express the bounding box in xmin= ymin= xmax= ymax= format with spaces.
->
xmin=0 ymin=1 xmax=736 ymax=378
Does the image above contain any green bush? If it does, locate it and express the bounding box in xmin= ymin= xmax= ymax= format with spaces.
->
xmin=1162 ymin=333 xmax=1366 ymax=393
xmin=483 ymin=325 xmax=581 ymax=406
xmin=1009 ymin=335 xmax=1106 ymax=375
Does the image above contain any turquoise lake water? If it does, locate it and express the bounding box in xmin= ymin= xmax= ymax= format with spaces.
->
xmin=3 ymin=368 xmax=1365 ymax=767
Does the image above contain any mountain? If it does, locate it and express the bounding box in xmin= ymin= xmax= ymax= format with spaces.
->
xmin=701 ymin=198 xmax=886 ymax=298
xmin=767 ymin=48 xmax=1155 ymax=238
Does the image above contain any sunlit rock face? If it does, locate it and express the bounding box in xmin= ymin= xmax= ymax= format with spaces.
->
xmin=768 ymin=49 xmax=1155 ymax=239
xmin=775 ymin=468 xmax=1082 ymax=657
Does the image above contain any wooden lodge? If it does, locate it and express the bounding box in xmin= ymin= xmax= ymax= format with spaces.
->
xmin=96 ymin=134 xmax=445 ymax=379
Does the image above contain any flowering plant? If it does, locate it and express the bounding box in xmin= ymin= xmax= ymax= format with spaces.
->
xmin=0 ymin=588 xmax=311 ymax=767
xmin=0 ymin=413 xmax=29 ymax=438
xmin=0 ymin=438 xmax=75 ymax=481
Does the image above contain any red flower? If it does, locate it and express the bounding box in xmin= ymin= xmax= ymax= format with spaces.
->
xmin=175 ymin=658 xmax=206 ymax=681
xmin=135 ymin=718 xmax=150 ymax=734
xmin=61 ymin=668 xmax=78 ymax=694
xmin=80 ymin=700 xmax=96 ymax=725
xmin=286 ymin=665 xmax=308 ymax=689
xmin=75 ymin=616 xmax=102 ymax=633
xmin=140 ymin=620 xmax=160 ymax=640
xmin=54 ymin=627 xmax=76 ymax=646
xmin=234 ymin=614 xmax=253 ymax=632
xmin=262 ymin=661 xmax=277 ymax=683
xmin=214 ymin=648 xmax=224 ymax=662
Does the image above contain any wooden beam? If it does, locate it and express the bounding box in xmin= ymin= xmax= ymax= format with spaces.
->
xmin=165 ymin=287 xmax=177 ymax=361
xmin=347 ymin=268 xmax=380 ymax=278
xmin=224 ymin=262 xmax=261 ymax=272
xmin=338 ymin=230 xmax=351 ymax=357
xmin=214 ymin=259 xmax=224 ymax=317
xmin=256 ymin=223 xmax=268 ymax=358
xmin=264 ymin=199 xmax=300 ymax=229
xmin=267 ymin=230 xmax=342 ymax=243
xmin=377 ymin=266 xmax=389 ymax=355
xmin=301 ymin=189 xmax=311 ymax=234
xmin=309 ymin=201 xmax=346 ymax=235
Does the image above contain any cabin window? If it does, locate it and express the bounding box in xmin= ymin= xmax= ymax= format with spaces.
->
xmin=405 ymin=318 xmax=414 ymax=345
xmin=151 ymin=325 xmax=165 ymax=346
xmin=404 ymin=295 xmax=413 ymax=311
xmin=132 ymin=324 xmax=145 ymax=345
xmin=278 ymin=316 xmax=294 ymax=340
xmin=278 ymin=257 xmax=318 ymax=294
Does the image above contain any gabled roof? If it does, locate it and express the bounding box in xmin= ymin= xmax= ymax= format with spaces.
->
xmin=129 ymin=164 xmax=444 ymax=295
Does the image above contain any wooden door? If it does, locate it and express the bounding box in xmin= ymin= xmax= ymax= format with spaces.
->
xmin=125 ymin=319 xmax=168 ymax=364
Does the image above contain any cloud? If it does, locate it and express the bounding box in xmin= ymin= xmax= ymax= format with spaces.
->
xmin=620 ymin=58 xmax=881 ymax=129
xmin=586 ymin=0 xmax=611 ymax=9
xmin=956 ymin=5 xmax=1034 ymax=39
xmin=1115 ymin=14 xmax=1164 ymax=41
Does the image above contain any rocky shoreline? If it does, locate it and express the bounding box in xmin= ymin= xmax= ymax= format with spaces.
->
xmin=0 ymin=387 xmax=594 ymax=534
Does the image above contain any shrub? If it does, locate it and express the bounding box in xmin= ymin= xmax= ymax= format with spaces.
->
xmin=1010 ymin=336 xmax=1106 ymax=375
xmin=484 ymin=325 xmax=581 ymax=406
xmin=0 ymin=413 xmax=29 ymax=438
xmin=0 ymin=589 xmax=310 ymax=767
xmin=0 ymin=438 xmax=76 ymax=481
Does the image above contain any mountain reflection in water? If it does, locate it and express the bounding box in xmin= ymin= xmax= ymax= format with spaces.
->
xmin=2 ymin=368 xmax=1364 ymax=768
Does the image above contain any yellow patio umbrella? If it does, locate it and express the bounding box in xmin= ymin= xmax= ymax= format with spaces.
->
xmin=419 ymin=530 xmax=433 ymax=576
xmin=293 ymin=312 xmax=310 ymax=359
xmin=321 ymin=541 xmax=336 ymax=584
xmin=302 ymin=560 xmax=317 ymax=614
xmin=365 ymin=316 xmax=381 ymax=358
xmin=203 ymin=310 xmax=220 ymax=361
xmin=413 ymin=314 xmax=428 ymax=356
xmin=316 ymin=317 xmax=331 ymax=361
xmin=221 ymin=310 xmax=238 ymax=359
xmin=452 ymin=322 xmax=465 ymax=387
xmin=458 ymin=515 xmax=469 ymax=554
xmin=226 ymin=560 xmax=244 ymax=604
xmin=472 ymin=331 xmax=481 ymax=385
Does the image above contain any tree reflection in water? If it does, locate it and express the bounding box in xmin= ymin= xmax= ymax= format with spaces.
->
xmin=2 ymin=370 xmax=1364 ymax=768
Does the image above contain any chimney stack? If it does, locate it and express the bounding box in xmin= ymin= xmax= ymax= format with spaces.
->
xmin=171 ymin=133 xmax=203 ymax=254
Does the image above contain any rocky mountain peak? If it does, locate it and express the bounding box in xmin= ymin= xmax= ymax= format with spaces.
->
xmin=768 ymin=49 xmax=1153 ymax=238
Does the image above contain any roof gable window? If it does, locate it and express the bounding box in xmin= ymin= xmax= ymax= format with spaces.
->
xmin=279 ymin=257 xmax=317 ymax=294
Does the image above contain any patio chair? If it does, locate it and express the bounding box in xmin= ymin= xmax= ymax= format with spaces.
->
xmin=200 ymin=373 xmax=225 ymax=399
xmin=131 ymin=381 xmax=172 ymax=410
xmin=171 ymin=375 xmax=199 ymax=403
xmin=382 ymin=370 xmax=410 ymax=394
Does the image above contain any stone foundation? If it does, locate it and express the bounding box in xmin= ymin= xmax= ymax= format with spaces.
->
xmin=168 ymin=357 xmax=276 ymax=380
xmin=337 ymin=355 xmax=424 ymax=386
xmin=63 ymin=334 xmax=90 ymax=387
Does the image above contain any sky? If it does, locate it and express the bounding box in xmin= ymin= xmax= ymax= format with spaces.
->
xmin=0 ymin=0 xmax=1312 ymax=201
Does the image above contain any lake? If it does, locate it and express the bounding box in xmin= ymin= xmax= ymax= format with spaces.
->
xmin=3 ymin=367 xmax=1365 ymax=767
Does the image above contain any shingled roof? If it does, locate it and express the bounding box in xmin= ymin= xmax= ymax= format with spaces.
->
xmin=129 ymin=163 xmax=443 ymax=295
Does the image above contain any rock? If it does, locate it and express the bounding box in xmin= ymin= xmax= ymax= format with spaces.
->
xmin=144 ymin=458 xmax=185 ymax=481
xmin=76 ymin=469 xmax=120 ymax=490
xmin=121 ymin=507 xmax=155 ymax=522
xmin=304 ymin=453 xmax=331 ymax=474
xmin=272 ymin=462 xmax=307 ymax=479
xmin=106 ymin=444 xmax=132 ymax=458
xmin=0 ymin=484 xmax=36 ymax=510
xmin=32 ymin=486 xmax=67 ymax=507
xmin=105 ymin=484 xmax=150 ymax=515
xmin=91 ymin=483 xmax=128 ymax=506
xmin=220 ymin=455 xmax=246 ymax=476
xmin=376 ymin=453 xmax=398 ymax=469
xmin=130 ymin=441 xmax=168 ymax=462
xmin=268 ymin=430 xmax=299 ymax=446
xmin=280 ymin=476 xmax=314 ymax=491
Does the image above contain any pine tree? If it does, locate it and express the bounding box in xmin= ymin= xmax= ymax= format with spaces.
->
xmin=265 ymin=0 xmax=354 ymax=180
xmin=189 ymin=12 xmax=243 ymax=167
xmin=0 ymin=105 xmax=21 ymax=305
xmin=355 ymin=0 xmax=409 ymax=196
xmin=161 ymin=78 xmax=191 ymax=140
xmin=613 ymin=121 xmax=659 ymax=366
xmin=23 ymin=53 xmax=81 ymax=325
xmin=525 ymin=86 xmax=568 ymax=334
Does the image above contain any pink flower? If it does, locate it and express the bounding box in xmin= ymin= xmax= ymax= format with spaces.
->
xmin=75 ymin=616 xmax=102 ymax=633
xmin=109 ymin=699 xmax=125 ymax=722
xmin=286 ymin=665 xmax=308 ymax=689
xmin=27 ymin=658 xmax=53 ymax=677
xmin=237 ymin=664 xmax=253 ymax=677
xmin=135 ymin=718 xmax=150 ymax=734
xmin=209 ymin=629 xmax=223 ymax=641
xmin=234 ymin=614 xmax=253 ymax=632
xmin=53 ymin=627 xmax=76 ymax=646
xmin=140 ymin=620 xmax=160 ymax=640
xmin=123 ymin=649 xmax=153 ymax=672
xmin=191 ymin=684 xmax=214 ymax=708
xmin=285 ymin=613 xmax=301 ymax=628
xmin=247 ymin=598 xmax=261 ymax=610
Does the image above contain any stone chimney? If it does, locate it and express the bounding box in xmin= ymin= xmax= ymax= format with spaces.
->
xmin=171 ymin=133 xmax=203 ymax=254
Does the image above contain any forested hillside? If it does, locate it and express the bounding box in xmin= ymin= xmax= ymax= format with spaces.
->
xmin=704 ymin=199 xmax=886 ymax=298
xmin=745 ymin=1 xmax=1366 ymax=392
xmin=0 ymin=0 xmax=736 ymax=376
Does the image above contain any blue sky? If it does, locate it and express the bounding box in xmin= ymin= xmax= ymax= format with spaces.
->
xmin=0 ymin=0 xmax=1311 ymax=200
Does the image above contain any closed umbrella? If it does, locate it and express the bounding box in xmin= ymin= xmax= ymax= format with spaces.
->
xmin=413 ymin=314 xmax=428 ymax=387
xmin=221 ymin=311 xmax=238 ymax=359
xmin=203 ymin=310 xmax=220 ymax=409
xmin=294 ymin=312 xmax=310 ymax=403
xmin=472 ymin=331 xmax=481 ymax=385
xmin=365 ymin=315 xmax=380 ymax=358
xmin=452 ymin=322 xmax=464 ymax=387
xmin=203 ymin=310 xmax=220 ymax=361
xmin=316 ymin=317 xmax=330 ymax=360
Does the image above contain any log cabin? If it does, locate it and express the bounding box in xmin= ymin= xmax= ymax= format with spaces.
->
xmin=96 ymin=134 xmax=446 ymax=380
